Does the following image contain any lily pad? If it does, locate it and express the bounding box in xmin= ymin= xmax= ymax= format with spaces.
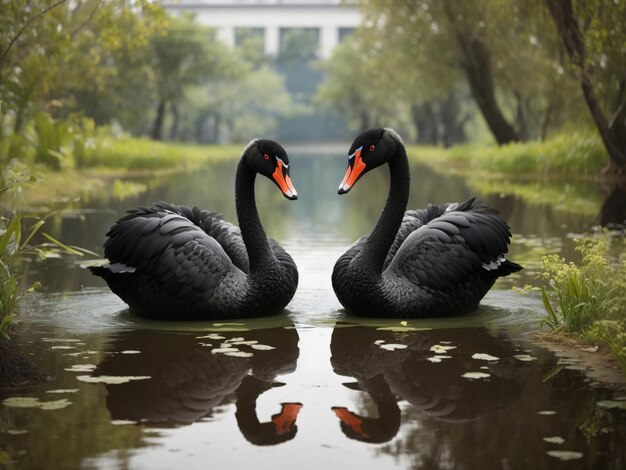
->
xmin=472 ymin=353 xmax=500 ymax=361
xmin=65 ymin=364 xmax=96 ymax=373
xmin=543 ymin=436 xmax=565 ymax=444
xmin=514 ymin=354 xmax=537 ymax=362
xmin=427 ymin=355 xmax=452 ymax=363
xmin=461 ymin=372 xmax=491 ymax=379
xmin=224 ymin=351 xmax=254 ymax=358
xmin=430 ymin=344 xmax=457 ymax=354
xmin=250 ymin=344 xmax=276 ymax=351
xmin=197 ymin=333 xmax=225 ymax=340
xmin=2 ymin=397 xmax=71 ymax=410
xmin=379 ymin=343 xmax=408 ymax=351
xmin=76 ymin=375 xmax=150 ymax=384
xmin=211 ymin=347 xmax=240 ymax=354
xmin=547 ymin=451 xmax=583 ymax=461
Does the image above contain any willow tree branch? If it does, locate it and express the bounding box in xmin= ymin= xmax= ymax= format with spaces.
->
xmin=0 ymin=0 xmax=68 ymax=64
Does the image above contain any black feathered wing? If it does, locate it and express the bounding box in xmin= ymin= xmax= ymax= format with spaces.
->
xmin=103 ymin=206 xmax=242 ymax=299
xmin=386 ymin=199 xmax=516 ymax=290
xmin=152 ymin=202 xmax=250 ymax=273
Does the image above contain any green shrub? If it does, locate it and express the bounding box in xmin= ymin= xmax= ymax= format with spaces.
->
xmin=538 ymin=234 xmax=626 ymax=371
xmin=0 ymin=171 xmax=91 ymax=340
xmin=409 ymin=131 xmax=608 ymax=178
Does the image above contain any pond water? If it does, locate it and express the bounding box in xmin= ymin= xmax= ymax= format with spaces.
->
xmin=2 ymin=147 xmax=625 ymax=469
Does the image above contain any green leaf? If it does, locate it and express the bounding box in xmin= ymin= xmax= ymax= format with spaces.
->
xmin=42 ymin=233 xmax=84 ymax=256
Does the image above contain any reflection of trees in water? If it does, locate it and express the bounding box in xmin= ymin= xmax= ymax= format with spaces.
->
xmin=599 ymin=185 xmax=626 ymax=228
xmin=95 ymin=325 xmax=301 ymax=446
xmin=330 ymin=324 xmax=625 ymax=469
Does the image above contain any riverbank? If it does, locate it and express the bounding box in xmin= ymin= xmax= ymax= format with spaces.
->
xmin=10 ymin=138 xmax=242 ymax=208
xmin=407 ymin=132 xmax=614 ymax=217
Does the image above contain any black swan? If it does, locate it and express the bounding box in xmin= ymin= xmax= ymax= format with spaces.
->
xmin=332 ymin=128 xmax=522 ymax=317
xmin=90 ymin=139 xmax=299 ymax=320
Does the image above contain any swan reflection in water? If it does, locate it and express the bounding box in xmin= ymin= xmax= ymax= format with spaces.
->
xmin=94 ymin=324 xmax=301 ymax=445
xmin=330 ymin=324 xmax=528 ymax=443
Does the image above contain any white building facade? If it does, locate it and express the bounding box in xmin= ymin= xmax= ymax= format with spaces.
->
xmin=161 ymin=0 xmax=361 ymax=58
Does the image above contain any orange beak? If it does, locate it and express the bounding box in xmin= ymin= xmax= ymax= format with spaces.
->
xmin=338 ymin=146 xmax=366 ymax=194
xmin=332 ymin=406 xmax=370 ymax=438
xmin=272 ymin=402 xmax=303 ymax=435
xmin=272 ymin=157 xmax=298 ymax=200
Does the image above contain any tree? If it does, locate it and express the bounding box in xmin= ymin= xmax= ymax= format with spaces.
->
xmin=317 ymin=34 xmax=412 ymax=134
xmin=350 ymin=0 xmax=580 ymax=145
xmin=545 ymin=0 xmax=626 ymax=174
xmin=148 ymin=14 xmax=230 ymax=140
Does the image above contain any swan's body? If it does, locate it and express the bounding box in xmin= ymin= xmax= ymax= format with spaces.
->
xmin=332 ymin=128 xmax=522 ymax=318
xmin=90 ymin=139 xmax=298 ymax=320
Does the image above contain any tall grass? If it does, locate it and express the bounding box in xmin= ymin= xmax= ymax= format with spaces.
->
xmin=0 ymin=171 xmax=92 ymax=340
xmin=85 ymin=137 xmax=241 ymax=171
xmin=538 ymin=234 xmax=626 ymax=373
xmin=408 ymin=131 xmax=608 ymax=178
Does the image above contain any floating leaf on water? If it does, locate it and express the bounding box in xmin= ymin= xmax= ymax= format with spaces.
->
xmin=427 ymin=355 xmax=452 ymax=363
xmin=229 ymin=340 xmax=258 ymax=346
xmin=226 ymin=337 xmax=245 ymax=343
xmin=543 ymin=436 xmax=565 ymax=444
xmin=480 ymin=366 xmax=489 ymax=370
xmin=112 ymin=420 xmax=137 ymax=425
xmin=251 ymin=344 xmax=276 ymax=351
xmin=64 ymin=364 xmax=96 ymax=372
xmin=514 ymin=354 xmax=537 ymax=362
xmin=210 ymin=347 xmax=240 ymax=354
xmin=379 ymin=343 xmax=408 ymax=351
xmin=374 ymin=340 xmax=385 ymax=345
xmin=376 ymin=326 xmax=424 ymax=332
xmin=121 ymin=350 xmax=141 ymax=355
xmin=7 ymin=429 xmax=28 ymax=435
xmin=2 ymin=397 xmax=71 ymax=410
xmin=461 ymin=372 xmax=491 ymax=380
xmin=538 ymin=410 xmax=557 ymax=415
xmin=430 ymin=344 xmax=457 ymax=354
xmin=597 ymin=400 xmax=626 ymax=410
xmin=223 ymin=351 xmax=254 ymax=358
xmin=39 ymin=399 xmax=72 ymax=410
xmin=196 ymin=333 xmax=225 ymax=340
xmin=547 ymin=451 xmax=583 ymax=461
xmin=2 ymin=397 xmax=41 ymax=408
xmin=46 ymin=389 xmax=79 ymax=394
xmin=472 ymin=353 xmax=500 ymax=361
xmin=76 ymin=375 xmax=150 ymax=384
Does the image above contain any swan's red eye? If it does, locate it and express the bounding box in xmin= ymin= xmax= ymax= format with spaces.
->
xmin=264 ymin=154 xmax=270 ymax=160
xmin=369 ymin=145 xmax=375 ymax=151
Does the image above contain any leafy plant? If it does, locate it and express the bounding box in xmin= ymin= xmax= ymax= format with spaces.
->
xmin=0 ymin=171 xmax=91 ymax=340
xmin=537 ymin=234 xmax=626 ymax=370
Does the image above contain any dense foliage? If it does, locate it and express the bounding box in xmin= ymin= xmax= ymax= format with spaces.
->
xmin=318 ymin=0 xmax=625 ymax=172
xmin=538 ymin=235 xmax=626 ymax=373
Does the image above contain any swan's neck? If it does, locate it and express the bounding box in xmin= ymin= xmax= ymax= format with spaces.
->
xmin=235 ymin=160 xmax=276 ymax=273
xmin=357 ymin=145 xmax=410 ymax=273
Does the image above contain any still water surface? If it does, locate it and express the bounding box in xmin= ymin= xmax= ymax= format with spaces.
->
xmin=2 ymin=147 xmax=625 ymax=469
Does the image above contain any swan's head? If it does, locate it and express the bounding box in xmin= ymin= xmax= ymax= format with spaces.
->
xmin=244 ymin=139 xmax=298 ymax=200
xmin=338 ymin=128 xmax=402 ymax=194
